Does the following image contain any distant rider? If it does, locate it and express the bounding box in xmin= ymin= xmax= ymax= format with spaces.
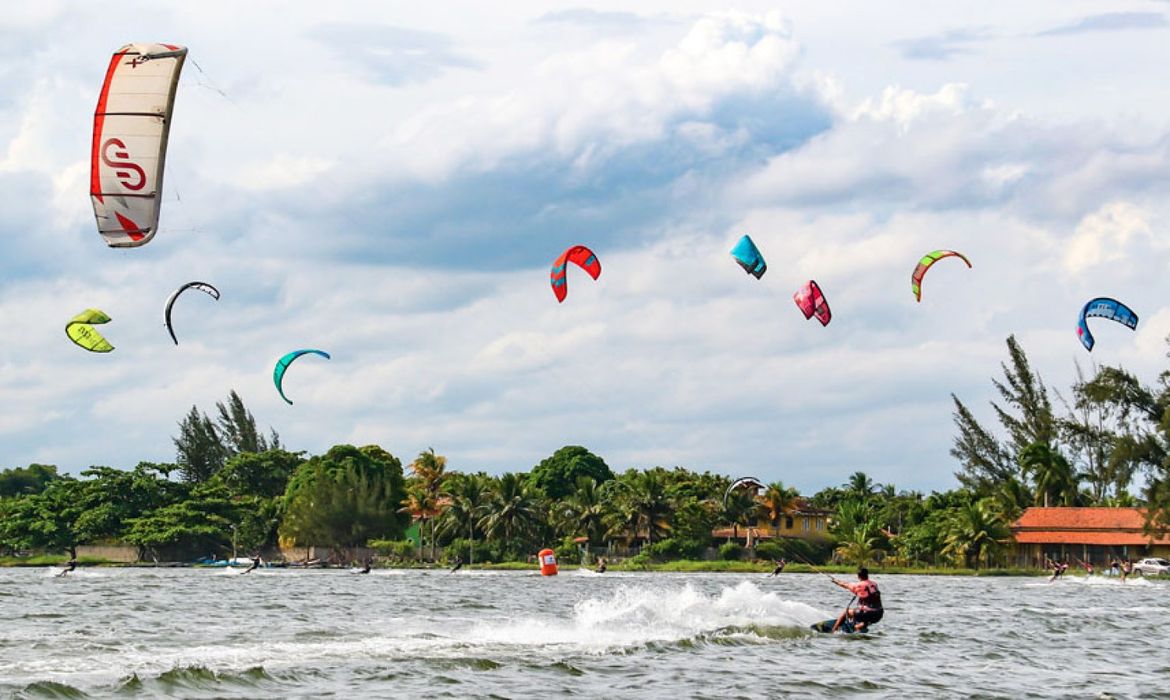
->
xmin=359 ymin=557 xmax=372 ymax=574
xmin=58 ymin=555 xmax=77 ymax=577
xmin=241 ymin=555 xmax=262 ymax=575
xmin=596 ymin=557 xmax=607 ymax=574
xmin=450 ymin=555 xmax=463 ymax=573
xmin=831 ymin=567 xmax=883 ymax=632
xmin=769 ymin=558 xmax=787 ymax=577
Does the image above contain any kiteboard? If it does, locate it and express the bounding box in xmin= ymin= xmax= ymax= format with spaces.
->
xmin=810 ymin=619 xmax=869 ymax=634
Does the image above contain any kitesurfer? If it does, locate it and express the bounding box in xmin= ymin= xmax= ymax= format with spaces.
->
xmin=831 ymin=568 xmax=883 ymax=633
xmin=769 ymin=558 xmax=787 ymax=576
xmin=1047 ymin=558 xmax=1068 ymax=582
xmin=596 ymin=557 xmax=607 ymax=574
xmin=58 ymin=555 xmax=77 ymax=577
xmin=1120 ymin=559 xmax=1132 ymax=583
xmin=241 ymin=555 xmax=262 ymax=575
xmin=1077 ymin=558 xmax=1094 ymax=576
xmin=359 ymin=557 xmax=372 ymax=574
xmin=449 ymin=555 xmax=463 ymax=573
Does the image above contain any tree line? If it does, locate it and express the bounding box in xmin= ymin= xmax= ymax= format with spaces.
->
xmin=2 ymin=337 xmax=1169 ymax=568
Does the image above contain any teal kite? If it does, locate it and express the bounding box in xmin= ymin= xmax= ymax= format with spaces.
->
xmin=274 ymin=349 xmax=330 ymax=405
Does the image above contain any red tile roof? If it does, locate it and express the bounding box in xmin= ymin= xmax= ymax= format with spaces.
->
xmin=1011 ymin=507 xmax=1170 ymax=546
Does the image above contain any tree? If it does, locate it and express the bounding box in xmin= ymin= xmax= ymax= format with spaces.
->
xmin=213 ymin=450 xmax=306 ymax=499
xmin=951 ymin=335 xmax=1056 ymax=493
xmin=124 ymin=482 xmax=237 ymax=557
xmin=0 ymin=464 xmax=60 ymax=497
xmin=623 ymin=470 xmax=673 ymax=546
xmin=528 ymin=446 xmax=614 ymax=501
xmin=479 ymin=473 xmax=544 ymax=554
xmin=941 ymin=499 xmax=1010 ymax=569
xmin=279 ymin=445 xmax=408 ymax=553
xmin=761 ymin=481 xmax=798 ymax=538
xmin=559 ymin=476 xmax=609 ymax=545
xmin=1018 ymin=443 xmax=1079 ymax=507
xmin=216 ymin=390 xmax=281 ymax=454
xmin=174 ymin=405 xmax=228 ymax=482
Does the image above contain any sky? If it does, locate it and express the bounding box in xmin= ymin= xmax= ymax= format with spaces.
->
xmin=3 ymin=1 xmax=1170 ymax=493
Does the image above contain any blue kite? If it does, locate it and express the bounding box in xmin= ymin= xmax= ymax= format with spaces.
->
xmin=730 ymin=235 xmax=766 ymax=279
xmin=1077 ymin=298 xmax=1138 ymax=352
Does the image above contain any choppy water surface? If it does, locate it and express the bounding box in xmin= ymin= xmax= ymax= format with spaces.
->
xmin=1 ymin=567 xmax=1167 ymax=698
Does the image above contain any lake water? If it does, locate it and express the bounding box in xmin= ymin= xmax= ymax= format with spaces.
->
xmin=1 ymin=567 xmax=1166 ymax=698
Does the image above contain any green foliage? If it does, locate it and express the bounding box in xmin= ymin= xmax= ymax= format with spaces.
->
xmin=528 ymin=446 xmax=614 ymax=500
xmin=753 ymin=540 xmax=785 ymax=561
xmin=553 ymin=537 xmax=580 ymax=565
xmin=0 ymin=464 xmax=60 ymax=497
xmin=644 ymin=537 xmax=706 ymax=561
xmin=280 ymin=444 xmax=408 ymax=548
xmin=124 ymin=482 xmax=238 ymax=554
xmin=174 ymin=405 xmax=229 ymax=483
xmin=216 ymin=390 xmax=280 ymax=454
xmin=718 ymin=542 xmax=744 ymax=560
xmin=214 ymin=450 xmax=304 ymax=499
xmin=369 ymin=539 xmax=418 ymax=561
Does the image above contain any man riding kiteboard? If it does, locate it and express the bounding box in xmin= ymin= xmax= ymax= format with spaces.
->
xmin=830 ymin=567 xmax=883 ymax=633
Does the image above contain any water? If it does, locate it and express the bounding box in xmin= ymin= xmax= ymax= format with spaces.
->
xmin=1 ymin=568 xmax=1167 ymax=698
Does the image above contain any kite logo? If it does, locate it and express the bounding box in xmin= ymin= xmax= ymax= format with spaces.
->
xmin=101 ymin=138 xmax=146 ymax=191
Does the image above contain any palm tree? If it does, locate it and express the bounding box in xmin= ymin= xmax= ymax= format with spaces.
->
xmin=562 ymin=476 xmax=609 ymax=546
xmin=1019 ymin=443 xmax=1079 ymax=507
xmin=761 ymin=481 xmax=799 ymax=538
xmin=941 ymin=499 xmax=1010 ymax=569
xmin=479 ymin=473 xmax=542 ymax=554
xmin=398 ymin=483 xmax=439 ymax=560
xmin=834 ymin=520 xmax=882 ymax=565
xmin=409 ymin=448 xmax=448 ymax=559
xmin=624 ymin=471 xmax=672 ymax=546
xmin=438 ymin=473 xmax=491 ymax=565
xmin=845 ymin=471 xmax=877 ymax=502
xmin=721 ymin=488 xmax=759 ymax=543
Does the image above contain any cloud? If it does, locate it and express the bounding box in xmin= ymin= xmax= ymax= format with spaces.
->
xmin=892 ymin=28 xmax=992 ymax=61
xmin=533 ymin=8 xmax=672 ymax=32
xmin=1037 ymin=12 xmax=1167 ymax=36
xmin=308 ymin=23 xmax=480 ymax=86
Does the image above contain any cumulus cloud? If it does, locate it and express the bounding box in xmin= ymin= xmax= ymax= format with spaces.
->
xmin=2 ymin=4 xmax=1170 ymax=495
xmin=1037 ymin=12 xmax=1167 ymax=36
xmin=892 ymin=27 xmax=993 ymax=61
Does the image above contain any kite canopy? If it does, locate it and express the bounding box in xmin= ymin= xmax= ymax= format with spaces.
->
xmin=723 ymin=476 xmax=764 ymax=508
xmin=164 ymin=281 xmax=220 ymax=345
xmin=911 ymin=250 xmax=971 ymax=302
xmin=794 ymin=280 xmax=831 ymax=326
xmin=66 ymin=308 xmax=115 ymax=353
xmin=550 ymin=245 xmax=601 ymax=303
xmin=274 ymin=349 xmax=331 ymax=405
xmin=730 ymin=235 xmax=766 ymax=279
xmin=91 ymin=43 xmax=187 ymax=247
xmin=1077 ymin=297 xmax=1138 ymax=352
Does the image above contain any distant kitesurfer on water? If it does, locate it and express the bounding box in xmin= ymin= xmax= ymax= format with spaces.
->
xmin=1047 ymin=558 xmax=1068 ymax=582
xmin=359 ymin=557 xmax=371 ymax=574
xmin=769 ymin=558 xmax=787 ymax=576
xmin=450 ymin=555 xmax=463 ymax=573
xmin=1077 ymin=558 xmax=1094 ymax=576
xmin=58 ymin=555 xmax=77 ymax=577
xmin=595 ymin=557 xmax=607 ymax=574
xmin=831 ymin=568 xmax=883 ymax=633
xmin=241 ymin=555 xmax=262 ymax=575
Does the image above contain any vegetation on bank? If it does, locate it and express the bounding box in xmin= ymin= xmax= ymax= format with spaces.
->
xmin=3 ymin=337 xmax=1170 ymax=568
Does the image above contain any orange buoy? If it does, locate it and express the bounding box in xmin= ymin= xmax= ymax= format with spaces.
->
xmin=538 ymin=548 xmax=558 ymax=576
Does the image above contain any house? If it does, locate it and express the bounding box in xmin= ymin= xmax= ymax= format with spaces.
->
xmin=713 ymin=500 xmax=832 ymax=546
xmin=1010 ymin=507 xmax=1170 ymax=567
